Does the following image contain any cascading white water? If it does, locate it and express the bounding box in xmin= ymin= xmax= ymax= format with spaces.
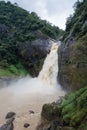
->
xmin=5 ymin=42 xmax=61 ymax=95
xmin=39 ymin=43 xmax=58 ymax=86
xmin=0 ymin=42 xmax=65 ymax=130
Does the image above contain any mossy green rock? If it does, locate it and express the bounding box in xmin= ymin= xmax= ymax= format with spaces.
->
xmin=41 ymin=103 xmax=61 ymax=121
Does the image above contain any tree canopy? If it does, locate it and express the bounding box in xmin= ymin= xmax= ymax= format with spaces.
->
xmin=0 ymin=1 xmax=64 ymax=76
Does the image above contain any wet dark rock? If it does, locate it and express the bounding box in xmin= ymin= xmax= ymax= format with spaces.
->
xmin=36 ymin=121 xmax=51 ymax=130
xmin=58 ymin=42 xmax=73 ymax=91
xmin=29 ymin=110 xmax=35 ymax=114
xmin=0 ymin=117 xmax=14 ymax=130
xmin=24 ymin=123 xmax=30 ymax=128
xmin=36 ymin=119 xmax=63 ymax=130
xmin=47 ymin=120 xmax=62 ymax=130
xmin=18 ymin=38 xmax=54 ymax=76
xmin=5 ymin=112 xmax=16 ymax=119
xmin=41 ymin=103 xmax=61 ymax=121
xmin=6 ymin=117 xmax=15 ymax=124
xmin=0 ymin=123 xmax=13 ymax=130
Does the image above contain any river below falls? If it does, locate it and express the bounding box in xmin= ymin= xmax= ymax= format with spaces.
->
xmin=0 ymin=77 xmax=65 ymax=130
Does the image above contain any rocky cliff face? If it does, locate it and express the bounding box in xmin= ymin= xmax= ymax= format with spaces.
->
xmin=58 ymin=34 xmax=87 ymax=91
xmin=58 ymin=0 xmax=87 ymax=91
xmin=18 ymin=37 xmax=54 ymax=76
xmin=58 ymin=37 xmax=78 ymax=91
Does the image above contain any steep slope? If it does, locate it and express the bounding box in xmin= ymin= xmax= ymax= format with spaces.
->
xmin=58 ymin=0 xmax=87 ymax=91
xmin=0 ymin=1 xmax=63 ymax=77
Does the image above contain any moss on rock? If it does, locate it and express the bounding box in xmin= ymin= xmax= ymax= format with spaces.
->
xmin=41 ymin=103 xmax=61 ymax=121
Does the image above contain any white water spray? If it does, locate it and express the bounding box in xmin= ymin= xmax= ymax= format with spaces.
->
xmin=3 ymin=42 xmax=61 ymax=95
xmin=39 ymin=43 xmax=59 ymax=86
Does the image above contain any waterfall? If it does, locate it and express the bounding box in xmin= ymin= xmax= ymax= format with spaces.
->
xmin=0 ymin=42 xmax=61 ymax=95
xmin=0 ymin=42 xmax=65 ymax=130
xmin=39 ymin=43 xmax=59 ymax=86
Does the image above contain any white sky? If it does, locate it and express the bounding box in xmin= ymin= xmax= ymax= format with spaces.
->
xmin=4 ymin=0 xmax=77 ymax=30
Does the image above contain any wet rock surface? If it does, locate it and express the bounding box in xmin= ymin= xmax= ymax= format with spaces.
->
xmin=18 ymin=38 xmax=55 ymax=76
xmin=0 ymin=123 xmax=14 ymax=130
xmin=5 ymin=112 xmax=16 ymax=119
xmin=0 ymin=117 xmax=15 ymax=130
xmin=6 ymin=118 xmax=15 ymax=124
xmin=24 ymin=123 xmax=30 ymax=128
xmin=0 ymin=112 xmax=16 ymax=130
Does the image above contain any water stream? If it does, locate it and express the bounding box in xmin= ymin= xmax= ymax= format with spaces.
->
xmin=0 ymin=43 xmax=65 ymax=130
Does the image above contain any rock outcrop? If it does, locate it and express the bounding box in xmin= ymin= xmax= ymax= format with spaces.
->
xmin=18 ymin=37 xmax=54 ymax=76
xmin=59 ymin=34 xmax=87 ymax=91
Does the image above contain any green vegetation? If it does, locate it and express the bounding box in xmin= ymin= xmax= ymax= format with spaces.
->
xmin=0 ymin=1 xmax=63 ymax=77
xmin=61 ymin=86 xmax=87 ymax=129
xmin=63 ymin=0 xmax=87 ymax=41
xmin=0 ymin=62 xmax=28 ymax=78
xmin=70 ymin=34 xmax=87 ymax=89
xmin=41 ymin=86 xmax=87 ymax=130
xmin=59 ymin=0 xmax=87 ymax=90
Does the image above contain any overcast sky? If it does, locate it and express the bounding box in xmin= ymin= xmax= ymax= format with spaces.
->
xmin=4 ymin=0 xmax=77 ymax=30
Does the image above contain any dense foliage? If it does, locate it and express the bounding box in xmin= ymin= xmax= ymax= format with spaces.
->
xmin=63 ymin=0 xmax=87 ymax=41
xmin=0 ymin=1 xmax=63 ymax=77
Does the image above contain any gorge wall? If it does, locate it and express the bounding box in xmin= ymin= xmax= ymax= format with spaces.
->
xmin=58 ymin=0 xmax=87 ymax=91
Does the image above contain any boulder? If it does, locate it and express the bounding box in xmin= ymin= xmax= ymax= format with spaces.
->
xmin=24 ymin=123 xmax=30 ymax=128
xmin=0 ymin=117 xmax=15 ymax=130
xmin=0 ymin=123 xmax=13 ymax=130
xmin=6 ymin=117 xmax=15 ymax=124
xmin=5 ymin=112 xmax=16 ymax=119
xmin=41 ymin=103 xmax=61 ymax=121
xmin=29 ymin=110 xmax=34 ymax=114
